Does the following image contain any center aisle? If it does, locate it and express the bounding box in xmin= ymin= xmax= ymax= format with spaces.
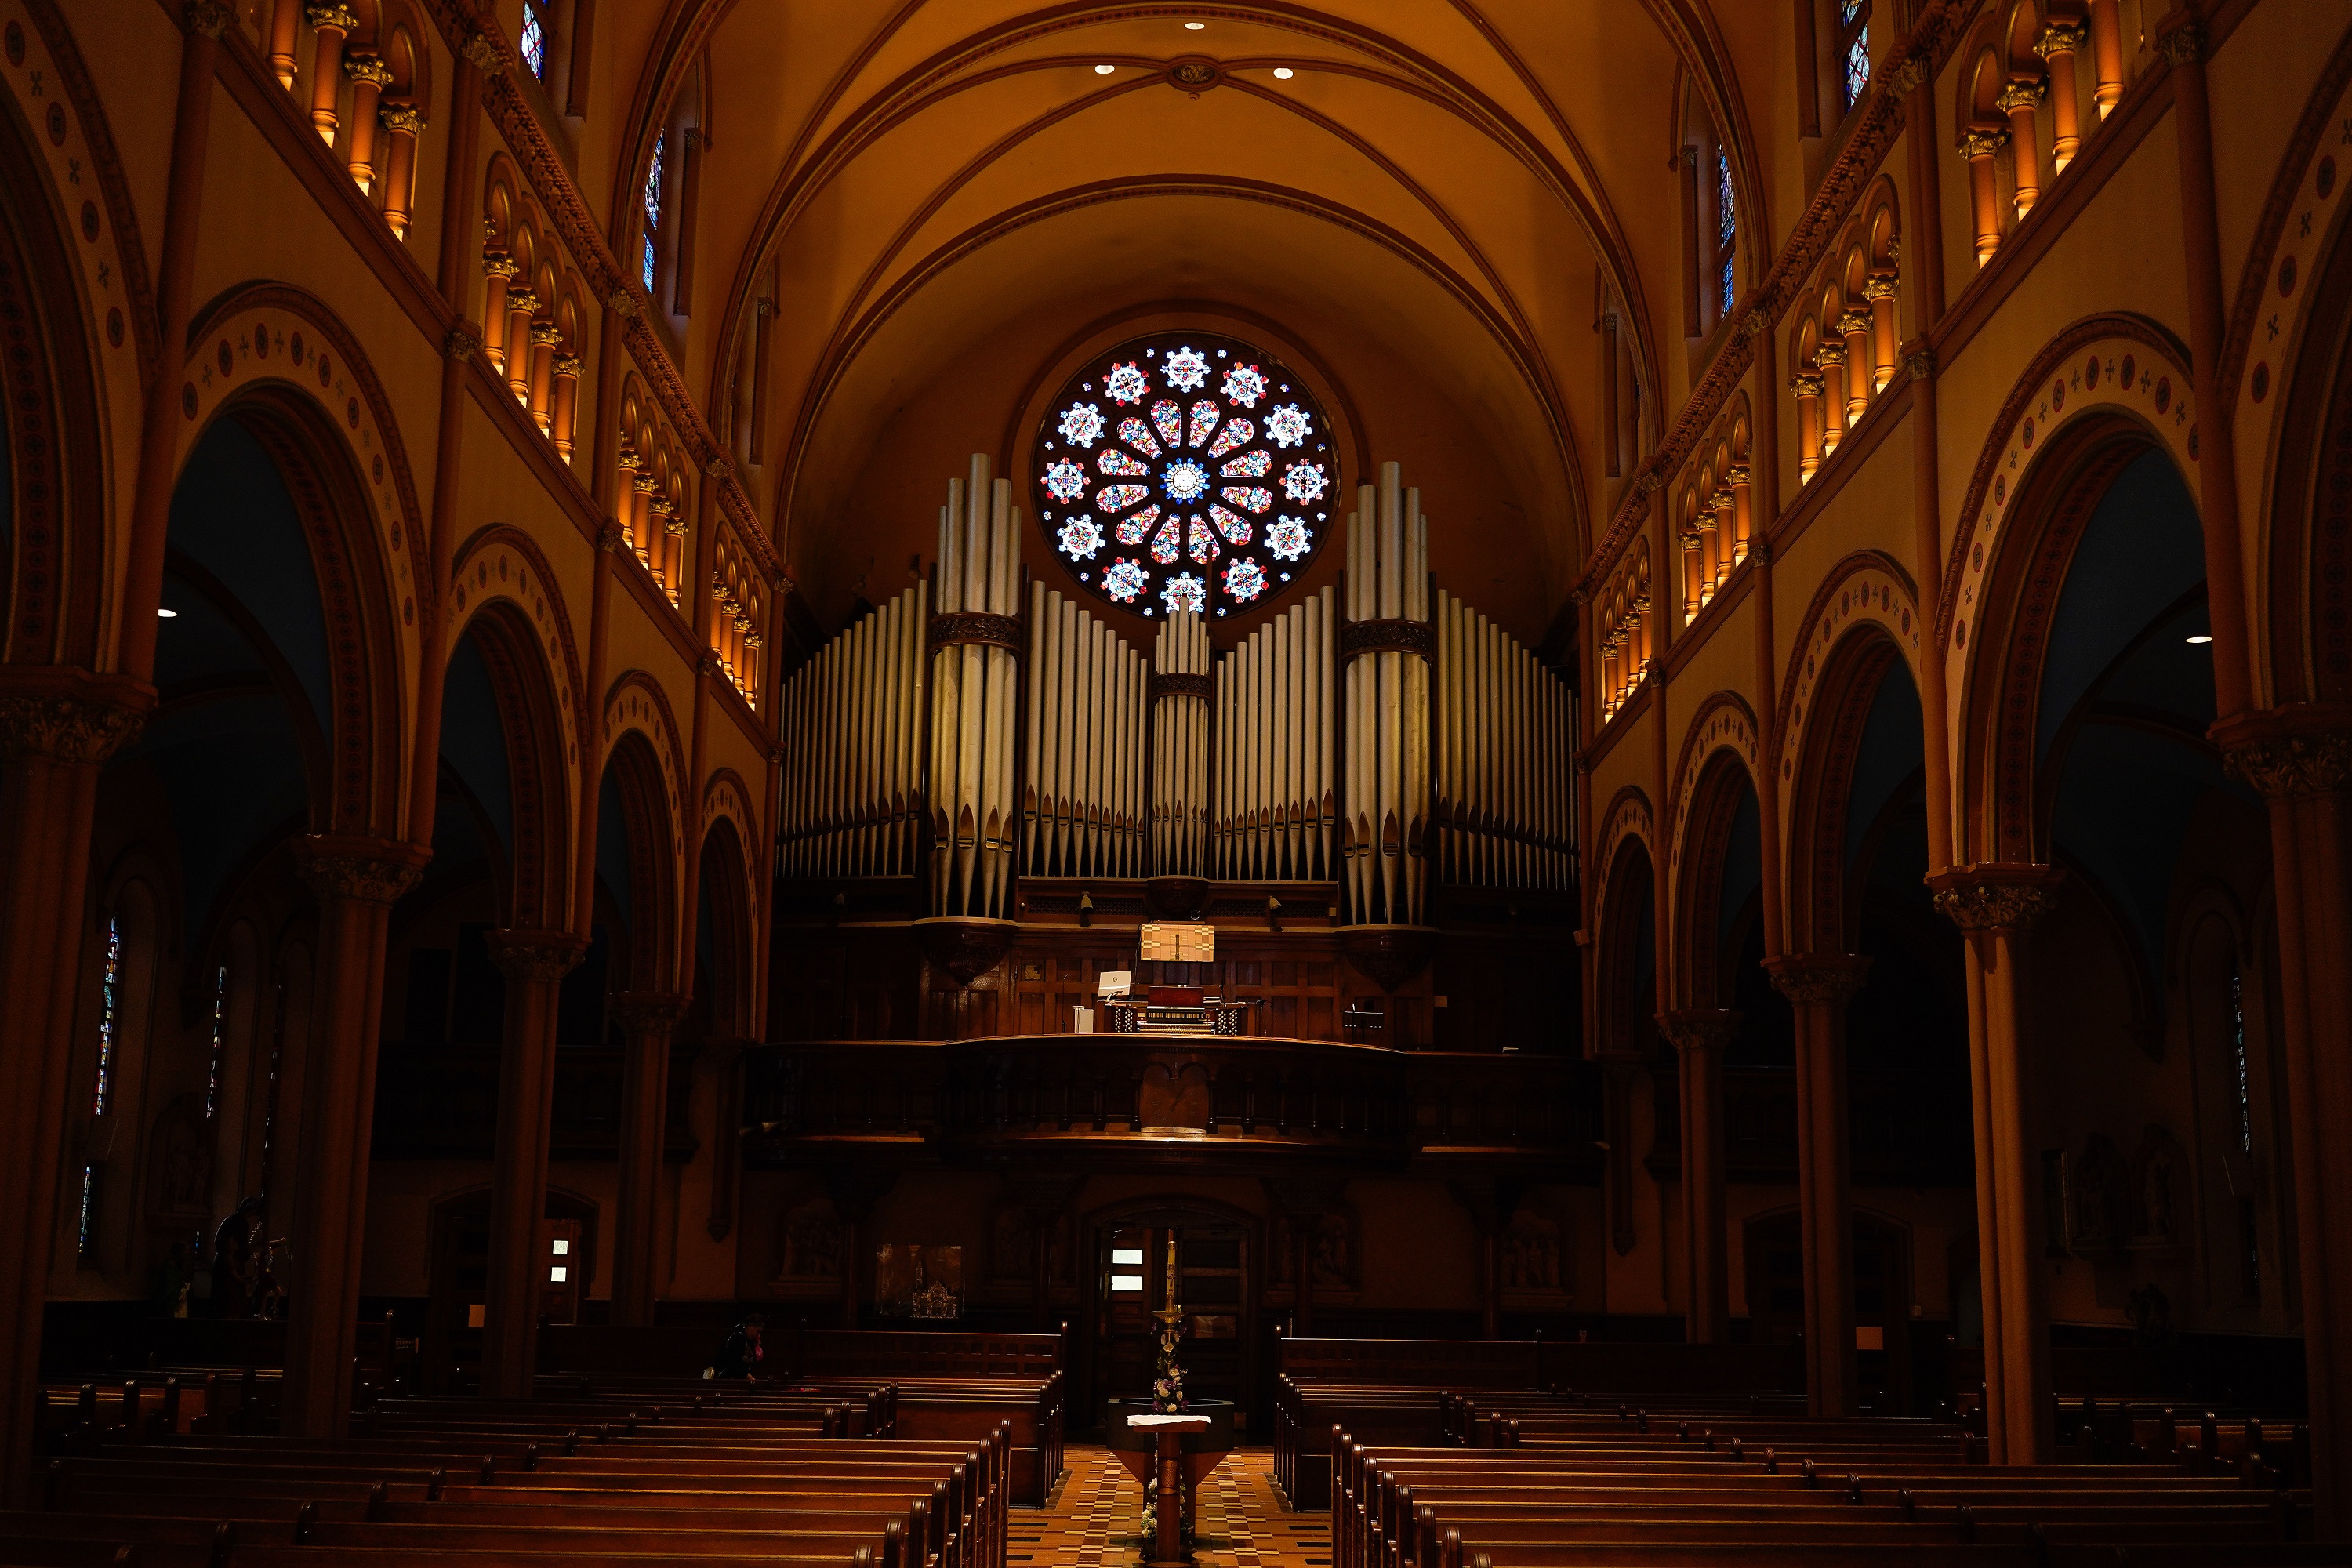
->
xmin=1012 ymin=1446 xmax=1330 ymax=1568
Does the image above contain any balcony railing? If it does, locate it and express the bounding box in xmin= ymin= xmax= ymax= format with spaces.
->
xmin=741 ymin=1036 xmax=1600 ymax=1174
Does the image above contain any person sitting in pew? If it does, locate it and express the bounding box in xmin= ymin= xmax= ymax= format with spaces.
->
xmin=709 ymin=1313 xmax=768 ymax=1381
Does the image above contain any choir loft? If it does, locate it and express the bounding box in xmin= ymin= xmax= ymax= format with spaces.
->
xmin=2 ymin=0 xmax=2350 ymax=1563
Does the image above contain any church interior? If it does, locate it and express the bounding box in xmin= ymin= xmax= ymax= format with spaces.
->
xmin=5 ymin=0 xmax=2352 ymax=1560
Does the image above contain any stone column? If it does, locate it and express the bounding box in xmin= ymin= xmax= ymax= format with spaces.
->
xmin=477 ymin=928 xmax=586 ymax=1399
xmin=303 ymin=2 xmax=354 ymax=144
xmin=1766 ymin=954 xmax=1871 ymax=1416
xmin=1789 ymin=372 xmax=1825 ymax=482
xmin=1960 ymin=129 xmax=2010 ymax=267
xmin=1931 ymin=866 xmax=2062 ymax=1463
xmin=2035 ymin=22 xmax=2085 ymax=172
xmin=1658 ymin=1008 xmax=1741 ymax=1344
xmin=2216 ymin=710 xmax=2352 ymax=1536
xmin=0 ymin=672 xmax=150 ymax=1502
xmin=1998 ymin=80 xmax=2047 ymax=217
xmin=281 ymin=833 xmax=429 ymax=1438
xmin=607 ymin=990 xmax=688 ymax=1328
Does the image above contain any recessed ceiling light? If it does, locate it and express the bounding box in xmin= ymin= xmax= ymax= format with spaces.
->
xmin=1184 ymin=20 xmax=1206 ymax=29
xmin=157 ymin=607 xmax=178 ymax=619
xmin=1094 ymin=64 xmax=1115 ymax=74
xmin=1273 ymin=67 xmax=1294 ymax=79
xmin=2186 ymin=633 xmax=2213 ymax=644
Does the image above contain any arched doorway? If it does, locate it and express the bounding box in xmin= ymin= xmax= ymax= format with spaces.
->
xmin=1078 ymin=1196 xmax=1262 ymax=1437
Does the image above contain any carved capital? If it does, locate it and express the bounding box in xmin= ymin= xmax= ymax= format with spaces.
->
xmin=526 ymin=321 xmax=563 ymax=349
xmin=1746 ymin=537 xmax=1773 ymax=568
xmin=1735 ymin=307 xmax=1766 ymax=341
xmin=1835 ymin=307 xmax=1874 ymax=338
xmin=1928 ymin=863 xmax=2064 ymax=933
xmin=379 ymin=102 xmax=426 ymax=134
xmin=1657 ymin=1007 xmax=1743 ymax=1055
xmin=606 ymin=286 xmax=642 ymax=318
xmin=1880 ymin=53 xmax=1929 ymax=97
xmin=1813 ymin=342 xmax=1847 ymax=369
xmin=1995 ymin=79 xmax=2047 ymax=114
xmin=293 ymin=833 xmax=429 ymax=906
xmin=459 ymin=31 xmax=509 ymax=74
xmin=343 ymin=52 xmax=394 ymax=87
xmin=442 ymin=323 xmax=481 ymax=361
xmin=481 ymin=252 xmax=521 ymax=281
xmin=182 ymin=0 xmax=233 ymax=38
xmin=1958 ymin=126 xmax=2010 ymax=158
xmin=1725 ymin=463 xmax=1751 ymax=488
xmin=608 ymin=989 xmax=691 ymax=1036
xmin=505 ymin=289 xmax=542 ymax=318
xmin=1765 ymin=953 xmax=1871 ymax=1007
xmin=0 ymin=670 xmax=154 ymax=765
xmin=1903 ymin=343 xmax=1937 ymax=381
xmin=552 ymin=353 xmax=584 ymax=378
xmin=597 ymin=522 xmax=626 ymax=553
xmin=703 ymin=454 xmax=733 ymax=481
xmin=1677 ymin=528 xmax=1704 ymax=552
xmin=1788 ymin=371 xmax=1825 ymax=397
xmin=303 ymin=2 xmax=358 ymax=32
xmin=2155 ymin=19 xmax=2206 ymax=67
xmin=2213 ymin=706 xmax=2352 ymax=800
xmin=1863 ymin=275 xmax=1899 ymax=303
xmin=482 ymin=927 xmax=590 ymax=984
xmin=2035 ymin=20 xmax=2087 ymax=60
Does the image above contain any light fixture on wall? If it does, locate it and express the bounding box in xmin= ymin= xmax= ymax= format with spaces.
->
xmin=1273 ymin=67 xmax=1294 ymax=79
xmin=157 ymin=608 xmax=179 ymax=619
xmin=2186 ymin=633 xmax=2213 ymax=644
xmin=1183 ymin=20 xmax=1206 ymax=28
xmin=1094 ymin=64 xmax=1115 ymax=74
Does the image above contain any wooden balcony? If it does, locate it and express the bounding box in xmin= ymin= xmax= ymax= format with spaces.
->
xmin=740 ymin=1036 xmax=1601 ymax=1177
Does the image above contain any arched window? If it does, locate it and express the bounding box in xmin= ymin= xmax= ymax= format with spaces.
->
xmin=521 ymin=0 xmax=550 ymax=80
xmin=78 ymin=913 xmax=123 ymax=1260
xmin=641 ymin=131 xmax=666 ymax=293
xmin=1838 ymin=0 xmax=1873 ymax=112
xmin=1713 ymin=144 xmax=1737 ymax=319
xmin=205 ymin=961 xmax=227 ymax=1120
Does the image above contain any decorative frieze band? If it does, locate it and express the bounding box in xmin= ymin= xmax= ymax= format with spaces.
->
xmin=1339 ymin=617 xmax=1436 ymax=662
xmin=927 ymin=612 xmax=1025 ymax=656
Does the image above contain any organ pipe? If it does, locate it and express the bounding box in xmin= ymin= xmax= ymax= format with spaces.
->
xmin=775 ymin=581 xmax=927 ymax=879
xmin=1210 ymin=589 xmax=1332 ymax=882
xmin=1433 ymin=588 xmax=1576 ymax=891
xmin=1341 ymin=463 xmax=1430 ymax=925
xmin=1023 ymin=581 xmax=1146 ymax=880
xmin=928 ymin=455 xmax=1022 ymax=919
xmin=1151 ymin=612 xmax=1211 ymax=877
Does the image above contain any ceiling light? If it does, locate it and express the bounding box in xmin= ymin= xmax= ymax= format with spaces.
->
xmin=2186 ymin=633 xmax=2212 ymax=644
xmin=1094 ymin=64 xmax=1114 ymax=74
xmin=157 ymin=607 xmax=178 ymax=619
xmin=1184 ymin=20 xmax=1206 ymax=28
xmin=1273 ymin=67 xmax=1294 ymax=79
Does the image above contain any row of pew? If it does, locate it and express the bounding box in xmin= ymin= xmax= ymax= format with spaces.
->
xmin=9 ymin=1377 xmax=1009 ymax=1567
xmin=1326 ymin=1393 xmax=2345 ymax=1566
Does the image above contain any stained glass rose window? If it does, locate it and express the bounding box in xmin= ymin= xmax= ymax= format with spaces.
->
xmin=1033 ymin=332 xmax=1337 ymax=616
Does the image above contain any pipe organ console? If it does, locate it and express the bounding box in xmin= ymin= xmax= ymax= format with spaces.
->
xmin=773 ymin=454 xmax=1577 ymax=1031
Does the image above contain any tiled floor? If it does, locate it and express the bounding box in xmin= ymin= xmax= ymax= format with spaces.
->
xmin=1010 ymin=1446 xmax=1330 ymax=1568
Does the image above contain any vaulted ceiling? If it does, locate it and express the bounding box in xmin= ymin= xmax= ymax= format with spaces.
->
xmin=603 ymin=3 xmax=1773 ymax=643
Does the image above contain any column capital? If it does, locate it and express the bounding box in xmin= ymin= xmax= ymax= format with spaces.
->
xmin=1763 ymin=953 xmax=1871 ymax=1007
xmin=1995 ymin=79 xmax=2047 ymax=114
xmin=2034 ymin=20 xmax=2087 ymax=59
xmin=1788 ymin=371 xmax=1825 ymax=397
xmin=1902 ymin=341 xmax=1937 ymax=381
xmin=1926 ymin=862 xmax=2064 ymax=932
xmin=1657 ymin=1007 xmax=1743 ymax=1054
xmin=2212 ymin=705 xmax=2352 ymax=800
xmin=2154 ymin=18 xmax=2206 ymax=67
xmin=459 ymin=31 xmax=509 ymax=74
xmin=0 ymin=668 xmax=154 ymax=765
xmin=608 ymin=989 xmax=691 ymax=1033
xmin=182 ymin=0 xmax=233 ymax=36
xmin=1958 ymin=125 xmax=2010 ymax=158
xmin=293 ymin=833 xmax=430 ymax=906
xmin=483 ymin=927 xmax=590 ymax=983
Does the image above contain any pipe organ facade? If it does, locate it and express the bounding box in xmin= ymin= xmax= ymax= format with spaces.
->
xmin=774 ymin=456 xmax=1577 ymax=949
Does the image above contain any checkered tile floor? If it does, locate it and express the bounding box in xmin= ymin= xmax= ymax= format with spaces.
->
xmin=1010 ymin=1446 xmax=1329 ymax=1568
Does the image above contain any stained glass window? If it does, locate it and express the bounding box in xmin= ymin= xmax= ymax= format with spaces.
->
xmin=1033 ymin=332 xmax=1336 ymax=617
xmin=641 ymin=133 xmax=666 ymax=292
xmin=2231 ymin=966 xmax=2252 ymax=1155
xmin=1715 ymin=145 xmax=1737 ymax=319
xmin=520 ymin=2 xmax=547 ymax=82
xmin=205 ymin=963 xmax=227 ymax=1120
xmin=81 ymin=913 xmax=122 ymax=1258
xmin=1839 ymin=0 xmax=1871 ymax=111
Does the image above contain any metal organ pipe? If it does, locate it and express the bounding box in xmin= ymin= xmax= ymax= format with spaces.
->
xmin=775 ymin=579 xmax=927 ymax=880
xmin=926 ymin=455 xmax=1022 ymax=919
xmin=1018 ymin=576 xmax=1145 ymax=883
xmin=1340 ymin=462 xmax=1431 ymax=926
xmin=1430 ymin=588 xmax=1575 ymax=893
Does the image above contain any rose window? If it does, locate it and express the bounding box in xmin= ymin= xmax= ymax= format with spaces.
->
xmin=1033 ymin=332 xmax=1337 ymax=617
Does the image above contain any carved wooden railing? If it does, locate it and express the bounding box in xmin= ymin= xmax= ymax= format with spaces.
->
xmin=740 ymin=1038 xmax=1599 ymax=1170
